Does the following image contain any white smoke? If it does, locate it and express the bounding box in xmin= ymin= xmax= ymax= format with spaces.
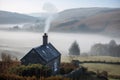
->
xmin=43 ymin=2 xmax=58 ymax=33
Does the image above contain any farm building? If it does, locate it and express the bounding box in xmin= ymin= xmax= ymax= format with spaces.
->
xmin=21 ymin=33 xmax=61 ymax=74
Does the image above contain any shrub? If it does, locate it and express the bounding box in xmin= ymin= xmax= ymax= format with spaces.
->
xmin=45 ymin=76 xmax=70 ymax=80
xmin=109 ymin=74 xmax=120 ymax=79
xmin=0 ymin=73 xmax=37 ymax=80
xmin=60 ymin=62 xmax=78 ymax=75
xmin=9 ymin=64 xmax=52 ymax=78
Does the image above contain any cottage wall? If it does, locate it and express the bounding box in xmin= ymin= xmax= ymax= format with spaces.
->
xmin=46 ymin=57 xmax=61 ymax=74
xmin=21 ymin=49 xmax=45 ymax=65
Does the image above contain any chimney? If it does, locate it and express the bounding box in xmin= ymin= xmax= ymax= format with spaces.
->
xmin=43 ymin=33 xmax=48 ymax=45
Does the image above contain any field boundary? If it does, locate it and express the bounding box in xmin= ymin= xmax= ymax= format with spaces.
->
xmin=75 ymin=60 xmax=120 ymax=65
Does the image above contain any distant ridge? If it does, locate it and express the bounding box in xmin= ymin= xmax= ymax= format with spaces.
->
xmin=51 ymin=8 xmax=120 ymax=37
xmin=0 ymin=10 xmax=37 ymax=24
xmin=0 ymin=8 xmax=120 ymax=37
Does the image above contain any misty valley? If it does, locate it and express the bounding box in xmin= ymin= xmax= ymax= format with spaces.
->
xmin=0 ymin=29 xmax=120 ymax=59
xmin=0 ymin=6 xmax=120 ymax=80
xmin=0 ymin=30 xmax=120 ymax=80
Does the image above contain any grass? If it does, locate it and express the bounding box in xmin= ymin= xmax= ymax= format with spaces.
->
xmin=109 ymin=79 xmax=120 ymax=80
xmin=62 ymin=55 xmax=120 ymax=79
xmin=61 ymin=56 xmax=120 ymax=62
xmin=81 ymin=63 xmax=120 ymax=76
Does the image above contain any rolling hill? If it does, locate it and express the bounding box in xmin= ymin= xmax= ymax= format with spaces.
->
xmin=0 ymin=10 xmax=38 ymax=24
xmin=0 ymin=8 xmax=120 ymax=37
xmin=51 ymin=8 xmax=120 ymax=37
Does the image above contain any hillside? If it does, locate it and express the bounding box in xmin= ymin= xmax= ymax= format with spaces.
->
xmin=0 ymin=10 xmax=38 ymax=24
xmin=51 ymin=8 xmax=120 ymax=37
xmin=0 ymin=8 xmax=120 ymax=37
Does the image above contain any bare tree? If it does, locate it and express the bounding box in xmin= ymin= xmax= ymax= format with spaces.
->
xmin=1 ymin=52 xmax=12 ymax=62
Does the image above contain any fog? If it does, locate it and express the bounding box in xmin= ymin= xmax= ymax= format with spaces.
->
xmin=0 ymin=30 xmax=120 ymax=59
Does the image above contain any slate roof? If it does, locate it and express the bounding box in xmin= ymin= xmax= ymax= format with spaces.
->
xmin=33 ymin=43 xmax=61 ymax=62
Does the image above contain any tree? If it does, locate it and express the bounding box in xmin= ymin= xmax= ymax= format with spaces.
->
xmin=109 ymin=40 xmax=117 ymax=47
xmin=90 ymin=40 xmax=120 ymax=57
xmin=69 ymin=41 xmax=80 ymax=55
xmin=90 ymin=43 xmax=109 ymax=56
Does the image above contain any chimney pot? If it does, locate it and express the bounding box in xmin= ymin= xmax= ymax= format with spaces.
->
xmin=43 ymin=33 xmax=48 ymax=45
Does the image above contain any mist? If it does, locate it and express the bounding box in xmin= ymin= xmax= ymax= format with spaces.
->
xmin=0 ymin=30 xmax=120 ymax=59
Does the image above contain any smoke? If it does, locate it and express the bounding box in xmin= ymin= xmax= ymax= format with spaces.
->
xmin=43 ymin=2 xmax=58 ymax=33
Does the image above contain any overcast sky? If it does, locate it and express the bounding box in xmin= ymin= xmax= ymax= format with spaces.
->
xmin=0 ymin=0 xmax=120 ymax=14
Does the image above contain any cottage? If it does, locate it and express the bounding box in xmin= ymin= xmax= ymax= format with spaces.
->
xmin=21 ymin=33 xmax=61 ymax=74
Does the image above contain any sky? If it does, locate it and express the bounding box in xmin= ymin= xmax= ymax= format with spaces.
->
xmin=0 ymin=0 xmax=120 ymax=14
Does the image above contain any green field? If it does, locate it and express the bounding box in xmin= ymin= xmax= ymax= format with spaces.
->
xmin=61 ymin=56 xmax=120 ymax=62
xmin=62 ymin=56 xmax=120 ymax=79
xmin=82 ymin=63 xmax=120 ymax=76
